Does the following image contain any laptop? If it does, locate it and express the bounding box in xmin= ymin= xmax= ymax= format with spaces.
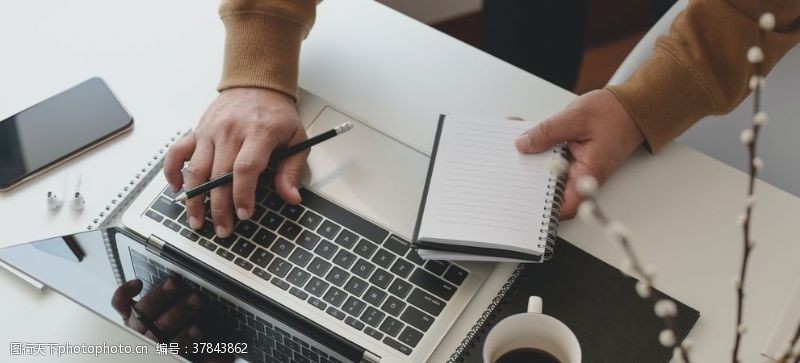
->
xmin=0 ymin=90 xmax=496 ymax=362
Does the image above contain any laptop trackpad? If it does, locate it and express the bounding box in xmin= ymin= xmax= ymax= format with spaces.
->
xmin=303 ymin=107 xmax=430 ymax=238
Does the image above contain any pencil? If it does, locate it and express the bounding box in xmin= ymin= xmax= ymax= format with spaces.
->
xmin=172 ymin=122 xmax=353 ymax=202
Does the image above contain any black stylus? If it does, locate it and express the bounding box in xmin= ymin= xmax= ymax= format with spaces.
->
xmin=172 ymin=122 xmax=353 ymax=202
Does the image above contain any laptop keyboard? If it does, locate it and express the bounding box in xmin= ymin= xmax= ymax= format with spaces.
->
xmin=146 ymin=181 xmax=470 ymax=356
xmin=130 ymin=249 xmax=341 ymax=363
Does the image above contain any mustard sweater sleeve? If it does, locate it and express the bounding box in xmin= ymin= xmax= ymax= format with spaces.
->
xmin=217 ymin=0 xmax=317 ymax=101
xmin=607 ymin=0 xmax=800 ymax=152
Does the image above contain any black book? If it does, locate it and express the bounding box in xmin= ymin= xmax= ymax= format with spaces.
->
xmin=449 ymin=238 xmax=699 ymax=363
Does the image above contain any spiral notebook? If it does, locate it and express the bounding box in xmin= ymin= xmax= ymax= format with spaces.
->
xmin=412 ymin=114 xmax=566 ymax=262
xmin=86 ymin=129 xmax=184 ymax=284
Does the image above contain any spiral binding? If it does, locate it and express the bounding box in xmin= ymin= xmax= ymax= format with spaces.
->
xmin=447 ymin=143 xmax=568 ymax=362
xmin=86 ymin=130 xmax=185 ymax=230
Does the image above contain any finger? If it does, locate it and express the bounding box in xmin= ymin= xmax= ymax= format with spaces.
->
xmin=184 ymin=141 xmax=214 ymax=230
xmin=155 ymin=292 xmax=203 ymax=340
xmin=111 ymin=279 xmax=143 ymax=319
xmin=210 ymin=143 xmax=239 ymax=237
xmin=172 ymin=325 xmax=203 ymax=347
xmin=164 ymin=133 xmax=196 ymax=192
xmin=274 ymin=128 xmax=309 ymax=205
xmin=232 ymin=137 xmax=273 ymax=220
xmin=133 ymin=277 xmax=183 ymax=320
xmin=559 ymin=177 xmax=581 ymax=220
xmin=516 ymin=113 xmax=586 ymax=154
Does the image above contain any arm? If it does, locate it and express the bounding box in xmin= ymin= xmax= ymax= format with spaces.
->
xmin=164 ymin=0 xmax=317 ymax=238
xmin=517 ymin=0 xmax=800 ymax=218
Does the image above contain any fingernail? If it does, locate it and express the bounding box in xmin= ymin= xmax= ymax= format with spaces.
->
xmin=189 ymin=325 xmax=202 ymax=338
xmin=189 ymin=216 xmax=200 ymax=229
xmin=162 ymin=278 xmax=175 ymax=292
xmin=128 ymin=279 xmax=142 ymax=289
xmin=215 ymin=225 xmax=228 ymax=238
xmin=236 ymin=208 xmax=249 ymax=220
xmin=187 ymin=293 xmax=201 ymax=307
xmin=515 ymin=135 xmax=532 ymax=152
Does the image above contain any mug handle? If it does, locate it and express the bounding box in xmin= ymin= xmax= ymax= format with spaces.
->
xmin=528 ymin=296 xmax=543 ymax=314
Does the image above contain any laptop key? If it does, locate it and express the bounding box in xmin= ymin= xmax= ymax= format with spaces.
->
xmin=267 ymin=258 xmax=292 ymax=278
xmin=334 ymin=229 xmax=359 ymax=249
xmin=354 ymin=238 xmax=378 ymax=259
xmin=323 ymin=287 xmax=347 ymax=307
xmin=379 ymin=316 xmax=403 ymax=337
xmin=277 ymin=221 xmax=302 ymax=240
xmin=384 ymin=234 xmax=410 ymax=256
xmin=314 ymin=239 xmax=339 ymax=259
xmin=308 ymin=297 xmax=327 ymax=311
xmin=252 ymin=228 xmax=277 ymax=248
xmin=363 ymin=286 xmax=388 ymax=307
xmin=298 ymin=188 xmax=389 ymax=244
xmin=271 ymin=277 xmax=290 ymax=290
xmin=344 ymin=276 xmax=368 ymax=296
xmin=162 ymin=219 xmax=181 ymax=232
xmin=296 ymin=230 xmax=321 ymax=250
xmin=232 ymin=240 xmax=256 ymax=258
xmin=252 ymin=268 xmax=272 ymax=282
xmin=280 ymin=204 xmax=305 ymax=220
xmin=298 ymin=210 xmax=323 ymax=230
xmin=263 ymin=192 xmax=285 ymax=211
xmin=270 ymin=238 xmax=295 ymax=258
xmin=304 ymin=277 xmax=329 ymax=297
xmin=179 ymin=228 xmax=199 ymax=242
xmin=287 ymin=267 xmax=311 ymax=287
xmin=326 ymin=307 xmax=346 ymax=321
xmin=289 ymin=287 xmax=309 ymax=301
xmin=360 ymin=306 xmax=386 ymax=328
xmin=443 ymin=265 xmax=469 ymax=285
xmin=249 ymin=248 xmax=275 ymax=268
xmin=364 ymin=327 xmax=384 ymax=341
xmin=405 ymin=249 xmax=425 ymax=266
xmin=259 ymin=211 xmax=284 ymax=231
xmin=408 ymin=288 xmax=445 ymax=316
xmin=197 ymin=220 xmax=215 ymax=239
xmin=216 ymin=249 xmax=236 ymax=261
xmin=324 ymin=266 xmax=349 ymax=287
xmin=235 ymin=258 xmax=254 ymax=271
xmin=198 ymin=239 xmax=217 ymax=252
xmin=398 ymin=326 xmax=423 ymax=348
xmin=213 ymin=235 xmax=237 ymax=248
xmin=425 ymin=260 xmax=449 ymax=275
xmin=308 ymin=257 xmax=332 ymax=277
xmin=342 ymin=297 xmax=367 ymax=318
xmin=235 ymin=220 xmax=258 ymax=239
xmin=145 ymin=210 xmax=164 ymax=223
xmin=388 ymin=279 xmax=412 ymax=299
xmin=371 ymin=248 xmax=396 ymax=269
xmin=381 ymin=296 xmax=407 ymax=317
xmin=252 ymin=204 xmax=267 ymax=221
xmin=383 ymin=337 xmax=412 ymax=356
xmin=390 ymin=259 xmax=414 ymax=278
xmin=409 ymin=268 xmax=457 ymax=301
xmin=288 ymin=248 xmax=313 ymax=267
xmin=344 ymin=316 xmax=365 ymax=331
xmin=351 ymin=259 xmax=376 ymax=279
xmin=369 ymin=268 xmax=394 ymax=289
xmin=151 ymin=196 xmax=183 ymax=220
xmin=332 ymin=249 xmax=357 ymax=269
xmin=400 ymin=306 xmax=434 ymax=332
xmin=317 ymin=220 xmax=341 ymax=240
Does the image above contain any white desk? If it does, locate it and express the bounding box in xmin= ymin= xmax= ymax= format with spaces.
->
xmin=2 ymin=1 xmax=800 ymax=362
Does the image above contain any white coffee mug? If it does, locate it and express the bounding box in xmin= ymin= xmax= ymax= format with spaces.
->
xmin=483 ymin=296 xmax=581 ymax=363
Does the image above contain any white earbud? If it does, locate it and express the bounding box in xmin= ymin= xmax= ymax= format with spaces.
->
xmin=47 ymin=191 xmax=64 ymax=210
xmin=70 ymin=173 xmax=85 ymax=211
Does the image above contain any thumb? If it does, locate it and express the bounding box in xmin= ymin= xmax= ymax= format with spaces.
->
xmin=515 ymin=114 xmax=582 ymax=154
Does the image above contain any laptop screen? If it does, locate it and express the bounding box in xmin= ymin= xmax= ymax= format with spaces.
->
xmin=0 ymin=228 xmax=363 ymax=363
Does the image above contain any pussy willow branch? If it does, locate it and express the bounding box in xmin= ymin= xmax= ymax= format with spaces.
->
xmin=585 ymin=197 xmax=691 ymax=363
xmin=776 ymin=322 xmax=800 ymax=363
xmin=731 ymin=10 xmax=766 ymax=363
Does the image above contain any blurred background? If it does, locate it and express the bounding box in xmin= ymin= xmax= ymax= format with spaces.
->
xmin=378 ymin=0 xmax=676 ymax=94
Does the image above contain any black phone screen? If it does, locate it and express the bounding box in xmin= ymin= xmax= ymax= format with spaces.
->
xmin=0 ymin=78 xmax=133 ymax=189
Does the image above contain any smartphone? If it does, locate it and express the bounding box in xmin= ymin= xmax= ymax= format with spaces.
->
xmin=0 ymin=77 xmax=134 ymax=191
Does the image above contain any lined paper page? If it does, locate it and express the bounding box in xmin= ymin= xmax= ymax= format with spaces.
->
xmin=418 ymin=115 xmax=554 ymax=255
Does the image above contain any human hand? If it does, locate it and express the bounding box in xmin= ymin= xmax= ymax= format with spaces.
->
xmin=111 ymin=278 xmax=204 ymax=345
xmin=515 ymin=89 xmax=644 ymax=219
xmin=164 ymin=88 xmax=308 ymax=237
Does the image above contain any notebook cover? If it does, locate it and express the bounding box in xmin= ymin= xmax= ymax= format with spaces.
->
xmin=454 ymin=238 xmax=699 ymax=363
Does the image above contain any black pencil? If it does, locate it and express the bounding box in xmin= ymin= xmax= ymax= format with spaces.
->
xmin=172 ymin=122 xmax=353 ymax=202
